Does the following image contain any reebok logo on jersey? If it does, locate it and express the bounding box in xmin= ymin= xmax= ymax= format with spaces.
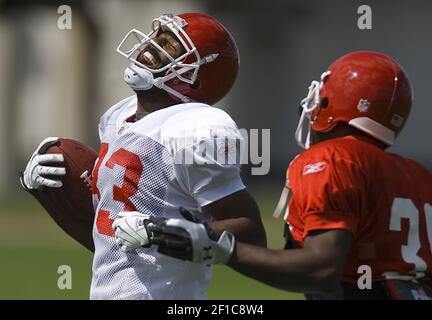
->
xmin=303 ymin=161 xmax=327 ymax=175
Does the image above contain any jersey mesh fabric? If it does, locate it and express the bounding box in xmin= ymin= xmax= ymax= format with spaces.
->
xmin=91 ymin=132 xmax=212 ymax=299
xmin=90 ymin=98 xmax=244 ymax=299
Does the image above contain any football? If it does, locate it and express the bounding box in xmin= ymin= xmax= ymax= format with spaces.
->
xmin=29 ymin=138 xmax=98 ymax=251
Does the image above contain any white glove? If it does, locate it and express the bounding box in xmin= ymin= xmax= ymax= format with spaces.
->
xmin=21 ymin=137 xmax=66 ymax=190
xmin=112 ymin=211 xmax=153 ymax=253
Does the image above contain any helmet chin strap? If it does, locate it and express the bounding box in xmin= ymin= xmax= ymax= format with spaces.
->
xmin=295 ymin=71 xmax=331 ymax=149
xmin=123 ymin=63 xmax=193 ymax=103
xmin=123 ymin=54 xmax=219 ymax=104
xmin=124 ymin=63 xmax=154 ymax=90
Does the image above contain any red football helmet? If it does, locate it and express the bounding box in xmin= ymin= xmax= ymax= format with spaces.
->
xmin=296 ymin=51 xmax=413 ymax=148
xmin=117 ymin=13 xmax=239 ymax=105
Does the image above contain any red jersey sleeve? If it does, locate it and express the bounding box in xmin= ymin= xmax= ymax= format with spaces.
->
xmin=287 ymin=150 xmax=368 ymax=240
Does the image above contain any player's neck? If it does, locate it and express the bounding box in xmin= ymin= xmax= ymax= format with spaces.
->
xmin=135 ymin=89 xmax=178 ymax=114
xmin=311 ymin=124 xmax=388 ymax=149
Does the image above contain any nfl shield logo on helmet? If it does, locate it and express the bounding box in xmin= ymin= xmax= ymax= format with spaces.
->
xmin=390 ymin=114 xmax=405 ymax=128
xmin=357 ymin=99 xmax=370 ymax=112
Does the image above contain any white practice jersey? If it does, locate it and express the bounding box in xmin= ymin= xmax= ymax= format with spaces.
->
xmin=90 ymin=96 xmax=245 ymax=300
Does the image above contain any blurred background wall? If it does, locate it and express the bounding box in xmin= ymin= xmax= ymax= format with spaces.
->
xmin=0 ymin=0 xmax=431 ymax=193
xmin=0 ymin=0 xmax=431 ymax=300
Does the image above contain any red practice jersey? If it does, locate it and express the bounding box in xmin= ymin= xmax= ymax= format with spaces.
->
xmin=286 ymin=135 xmax=432 ymax=283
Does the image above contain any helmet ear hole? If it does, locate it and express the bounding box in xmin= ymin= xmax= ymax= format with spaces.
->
xmin=320 ymin=97 xmax=329 ymax=108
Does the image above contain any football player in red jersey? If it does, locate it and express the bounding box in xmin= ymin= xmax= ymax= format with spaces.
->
xmin=21 ymin=13 xmax=266 ymax=299
xmin=144 ymin=51 xmax=432 ymax=299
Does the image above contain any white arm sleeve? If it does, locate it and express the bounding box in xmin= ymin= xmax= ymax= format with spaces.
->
xmin=174 ymin=137 xmax=245 ymax=207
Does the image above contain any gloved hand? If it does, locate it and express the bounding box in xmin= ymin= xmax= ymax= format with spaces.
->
xmin=20 ymin=137 xmax=66 ymax=190
xmin=112 ymin=211 xmax=155 ymax=253
xmin=150 ymin=207 xmax=235 ymax=265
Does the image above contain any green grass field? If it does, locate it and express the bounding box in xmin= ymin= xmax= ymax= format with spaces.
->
xmin=0 ymin=188 xmax=302 ymax=300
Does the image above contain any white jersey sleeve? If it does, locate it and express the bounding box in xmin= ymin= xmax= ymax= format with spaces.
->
xmin=161 ymin=105 xmax=246 ymax=207
xmin=98 ymin=95 xmax=136 ymax=141
xmin=174 ymin=138 xmax=245 ymax=207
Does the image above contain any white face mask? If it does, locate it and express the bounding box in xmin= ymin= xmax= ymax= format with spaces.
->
xmin=295 ymin=71 xmax=331 ymax=149
xmin=116 ymin=14 xmax=218 ymax=103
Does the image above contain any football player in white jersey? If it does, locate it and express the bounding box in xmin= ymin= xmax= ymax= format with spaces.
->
xmin=21 ymin=13 xmax=266 ymax=299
